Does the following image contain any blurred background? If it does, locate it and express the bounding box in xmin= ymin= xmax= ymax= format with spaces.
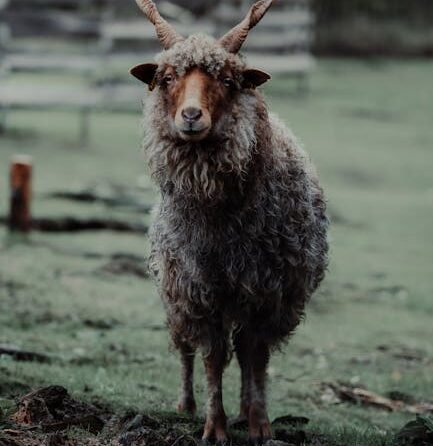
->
xmin=0 ymin=1 xmax=432 ymax=445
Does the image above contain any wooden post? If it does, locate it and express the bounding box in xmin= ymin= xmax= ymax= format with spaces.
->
xmin=9 ymin=155 xmax=32 ymax=233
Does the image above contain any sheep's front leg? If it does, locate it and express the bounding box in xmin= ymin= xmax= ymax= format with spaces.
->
xmin=234 ymin=330 xmax=252 ymax=420
xmin=202 ymin=346 xmax=228 ymax=444
xmin=248 ymin=341 xmax=272 ymax=445
xmin=177 ymin=344 xmax=196 ymax=415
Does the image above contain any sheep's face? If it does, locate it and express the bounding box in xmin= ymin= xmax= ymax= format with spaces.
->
xmin=158 ymin=64 xmax=238 ymax=142
xmin=130 ymin=35 xmax=270 ymax=143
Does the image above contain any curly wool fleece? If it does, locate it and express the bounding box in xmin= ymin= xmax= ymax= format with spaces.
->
xmin=141 ymin=35 xmax=329 ymax=355
xmin=155 ymin=34 xmax=246 ymax=78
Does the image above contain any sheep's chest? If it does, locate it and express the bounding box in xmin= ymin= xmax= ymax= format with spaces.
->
xmin=152 ymin=189 xmax=306 ymax=308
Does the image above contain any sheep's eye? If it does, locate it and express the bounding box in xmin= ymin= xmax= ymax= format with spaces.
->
xmin=163 ymin=74 xmax=174 ymax=85
xmin=223 ymin=77 xmax=234 ymax=88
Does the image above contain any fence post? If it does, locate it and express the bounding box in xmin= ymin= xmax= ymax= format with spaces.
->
xmin=9 ymin=155 xmax=32 ymax=233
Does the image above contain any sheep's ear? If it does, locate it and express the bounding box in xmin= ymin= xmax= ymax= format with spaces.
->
xmin=130 ymin=63 xmax=159 ymax=91
xmin=242 ymin=68 xmax=271 ymax=89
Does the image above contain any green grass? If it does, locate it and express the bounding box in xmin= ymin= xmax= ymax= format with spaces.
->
xmin=1 ymin=59 xmax=433 ymax=445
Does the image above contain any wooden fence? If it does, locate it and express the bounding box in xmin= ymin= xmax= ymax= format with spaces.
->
xmin=0 ymin=0 xmax=108 ymax=143
xmin=0 ymin=0 xmax=316 ymax=142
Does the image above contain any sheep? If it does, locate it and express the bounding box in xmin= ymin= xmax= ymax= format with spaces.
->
xmin=130 ymin=1 xmax=329 ymax=444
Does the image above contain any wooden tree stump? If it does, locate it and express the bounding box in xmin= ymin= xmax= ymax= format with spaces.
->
xmin=9 ymin=155 xmax=32 ymax=233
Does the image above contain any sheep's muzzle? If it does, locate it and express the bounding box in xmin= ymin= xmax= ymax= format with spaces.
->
xmin=169 ymin=68 xmax=221 ymax=142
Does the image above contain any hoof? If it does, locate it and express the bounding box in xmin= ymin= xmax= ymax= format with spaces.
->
xmin=202 ymin=417 xmax=228 ymax=445
xmin=248 ymin=405 xmax=273 ymax=446
xmin=202 ymin=402 xmax=228 ymax=445
xmin=202 ymin=432 xmax=229 ymax=445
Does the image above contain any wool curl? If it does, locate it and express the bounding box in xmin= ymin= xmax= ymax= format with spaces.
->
xmin=141 ymin=36 xmax=329 ymax=358
xmin=155 ymin=34 xmax=246 ymax=79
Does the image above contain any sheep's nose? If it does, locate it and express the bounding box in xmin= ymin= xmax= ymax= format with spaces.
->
xmin=182 ymin=107 xmax=202 ymax=123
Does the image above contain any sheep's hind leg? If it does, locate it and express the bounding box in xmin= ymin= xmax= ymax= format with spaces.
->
xmin=177 ymin=343 xmax=196 ymax=415
xmin=202 ymin=345 xmax=228 ymax=444
xmin=248 ymin=341 xmax=272 ymax=445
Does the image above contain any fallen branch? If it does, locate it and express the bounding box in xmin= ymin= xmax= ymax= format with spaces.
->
xmin=0 ymin=217 xmax=148 ymax=234
xmin=0 ymin=346 xmax=51 ymax=363
xmin=322 ymin=383 xmax=433 ymax=414
xmin=47 ymin=187 xmax=153 ymax=214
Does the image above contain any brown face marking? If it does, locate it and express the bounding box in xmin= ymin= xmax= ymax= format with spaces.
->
xmin=159 ymin=65 xmax=237 ymax=142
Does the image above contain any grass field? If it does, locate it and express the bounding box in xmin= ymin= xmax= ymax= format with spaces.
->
xmin=1 ymin=59 xmax=433 ymax=445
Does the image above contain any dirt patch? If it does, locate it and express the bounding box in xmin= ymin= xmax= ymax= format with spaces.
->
xmin=116 ymin=412 xmax=309 ymax=446
xmin=117 ymin=413 xmax=196 ymax=446
xmin=82 ymin=318 xmax=120 ymax=330
xmin=396 ymin=415 xmax=433 ymax=445
xmin=12 ymin=386 xmax=105 ymax=434
xmin=376 ymin=344 xmax=429 ymax=366
xmin=99 ymin=254 xmax=148 ymax=279
xmin=1 ymin=386 xmax=321 ymax=446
